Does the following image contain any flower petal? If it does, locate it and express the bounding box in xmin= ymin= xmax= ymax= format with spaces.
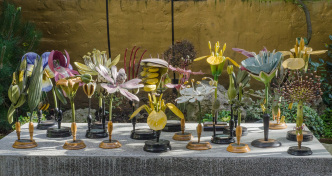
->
xmin=42 ymin=78 xmax=53 ymax=92
xmin=96 ymin=65 xmax=114 ymax=84
xmin=111 ymin=66 xmax=118 ymax=81
xmin=121 ymin=78 xmax=143 ymax=89
xmin=101 ymin=83 xmax=117 ymax=94
xmin=119 ymin=88 xmax=139 ymax=101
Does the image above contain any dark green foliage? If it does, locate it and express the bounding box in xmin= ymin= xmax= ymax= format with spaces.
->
xmin=202 ymin=110 xmax=231 ymax=123
xmin=320 ymin=108 xmax=332 ymax=138
xmin=309 ymin=35 xmax=332 ymax=107
xmin=0 ymin=2 xmax=42 ymax=133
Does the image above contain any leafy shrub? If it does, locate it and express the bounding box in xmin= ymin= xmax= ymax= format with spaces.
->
xmin=202 ymin=110 xmax=231 ymax=123
xmin=320 ymin=108 xmax=332 ymax=138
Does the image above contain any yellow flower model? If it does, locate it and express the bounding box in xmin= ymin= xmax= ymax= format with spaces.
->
xmin=194 ymin=41 xmax=239 ymax=79
xmin=280 ymin=38 xmax=327 ymax=71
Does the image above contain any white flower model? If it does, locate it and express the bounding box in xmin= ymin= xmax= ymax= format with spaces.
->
xmin=176 ymin=78 xmax=215 ymax=104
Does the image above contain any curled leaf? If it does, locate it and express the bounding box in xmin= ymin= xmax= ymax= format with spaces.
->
xmin=166 ymin=103 xmax=184 ymax=119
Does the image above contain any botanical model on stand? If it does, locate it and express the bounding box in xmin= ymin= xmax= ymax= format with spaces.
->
xmin=194 ymin=41 xmax=239 ymax=144
xmin=123 ymin=46 xmax=155 ymax=140
xmin=130 ymin=58 xmax=184 ymax=152
xmin=239 ymin=47 xmax=282 ymax=148
xmin=281 ymin=37 xmax=327 ymax=141
xmin=8 ymin=54 xmax=44 ymax=149
xmin=57 ymin=74 xmax=92 ymax=150
xmin=46 ymin=50 xmax=80 ymax=137
xmin=167 ymin=59 xmax=204 ymax=141
xmin=281 ymin=70 xmax=322 ymax=156
xmin=226 ymin=66 xmax=251 ymax=153
xmin=96 ymin=64 xmax=143 ymax=149
xmin=74 ymin=49 xmax=120 ymax=138
xmin=176 ymin=79 xmax=215 ymax=150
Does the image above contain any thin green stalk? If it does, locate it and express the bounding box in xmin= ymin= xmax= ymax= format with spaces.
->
xmin=71 ymin=100 xmax=75 ymax=122
xmin=52 ymin=88 xmax=58 ymax=109
xmin=265 ymin=83 xmax=269 ymax=114
xmin=297 ymin=100 xmax=304 ymax=134
xmin=238 ymin=86 xmax=243 ymax=126
xmin=109 ymin=94 xmax=113 ymax=121
xmin=99 ymin=95 xmax=102 ymax=108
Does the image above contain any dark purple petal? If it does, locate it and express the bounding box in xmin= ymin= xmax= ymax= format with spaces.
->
xmin=232 ymin=48 xmax=256 ymax=58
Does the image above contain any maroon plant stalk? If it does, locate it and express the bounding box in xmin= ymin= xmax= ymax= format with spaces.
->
xmin=132 ymin=47 xmax=140 ymax=79
xmin=135 ymin=49 xmax=147 ymax=77
xmin=124 ymin=48 xmax=128 ymax=77
xmin=128 ymin=46 xmax=136 ymax=80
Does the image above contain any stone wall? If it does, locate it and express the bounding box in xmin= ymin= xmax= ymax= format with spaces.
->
xmin=4 ymin=0 xmax=332 ymax=108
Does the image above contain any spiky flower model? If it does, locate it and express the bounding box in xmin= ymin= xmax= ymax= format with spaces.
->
xmin=281 ymin=69 xmax=322 ymax=155
xmin=129 ymin=58 xmax=184 ymax=151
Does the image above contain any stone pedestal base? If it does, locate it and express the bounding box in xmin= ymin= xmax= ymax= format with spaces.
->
xmin=172 ymin=132 xmax=192 ymax=141
xmin=46 ymin=127 xmax=71 ymax=138
xmin=130 ymin=128 xmax=156 ymax=140
xmin=99 ymin=140 xmax=122 ymax=149
xmin=227 ymin=143 xmax=250 ymax=153
xmin=143 ymin=139 xmax=171 ymax=153
xmin=186 ymin=141 xmax=212 ymax=150
xmin=162 ymin=120 xmax=181 ymax=132
xmin=286 ymin=130 xmax=313 ymax=142
xmin=63 ymin=140 xmax=86 ymax=150
xmin=37 ymin=121 xmax=55 ymax=130
xmin=211 ymin=134 xmax=235 ymax=144
xmin=12 ymin=139 xmax=37 ymax=149
xmin=251 ymin=138 xmax=282 ymax=148
xmin=269 ymin=122 xmax=287 ymax=130
xmin=287 ymin=146 xmax=312 ymax=156
xmin=85 ymin=129 xmax=108 ymax=139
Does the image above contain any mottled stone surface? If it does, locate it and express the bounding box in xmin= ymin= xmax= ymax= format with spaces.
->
xmin=0 ymin=123 xmax=331 ymax=176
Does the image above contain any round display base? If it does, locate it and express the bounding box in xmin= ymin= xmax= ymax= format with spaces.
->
xmin=211 ymin=134 xmax=235 ymax=144
xmin=287 ymin=146 xmax=312 ymax=156
xmin=172 ymin=132 xmax=192 ymax=141
xmin=143 ymin=139 xmax=171 ymax=153
xmin=269 ymin=122 xmax=287 ymax=130
xmin=223 ymin=126 xmax=248 ymax=136
xmin=63 ymin=140 xmax=86 ymax=150
xmin=12 ymin=139 xmax=37 ymax=149
xmin=86 ymin=129 xmax=108 ymax=139
xmin=286 ymin=130 xmax=313 ymax=142
xmin=130 ymin=128 xmax=156 ymax=140
xmin=251 ymin=139 xmax=282 ymax=148
xmin=186 ymin=141 xmax=212 ymax=150
xmin=37 ymin=121 xmax=56 ymax=130
xmin=99 ymin=140 xmax=122 ymax=149
xmin=162 ymin=120 xmax=181 ymax=132
xmin=227 ymin=143 xmax=251 ymax=153
xmin=47 ymin=127 xmax=71 ymax=138
xmin=203 ymin=122 xmax=227 ymax=131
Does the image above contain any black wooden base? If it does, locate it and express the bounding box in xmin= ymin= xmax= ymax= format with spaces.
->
xmin=211 ymin=134 xmax=235 ymax=144
xmin=203 ymin=122 xmax=227 ymax=131
xmin=223 ymin=126 xmax=248 ymax=136
xmin=162 ymin=120 xmax=181 ymax=132
xmin=37 ymin=121 xmax=56 ymax=130
xmin=251 ymin=138 xmax=282 ymax=148
xmin=287 ymin=146 xmax=312 ymax=156
xmin=130 ymin=128 xmax=156 ymax=140
xmin=46 ymin=127 xmax=71 ymax=138
xmin=143 ymin=139 xmax=171 ymax=153
xmin=286 ymin=130 xmax=313 ymax=142
xmin=85 ymin=129 xmax=108 ymax=139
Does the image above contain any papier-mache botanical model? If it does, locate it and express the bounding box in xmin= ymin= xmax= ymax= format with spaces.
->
xmin=75 ymin=49 xmax=120 ymax=139
xmin=226 ymin=65 xmax=251 ymax=153
xmin=57 ymin=74 xmax=93 ymax=150
xmin=238 ymin=47 xmax=282 ymax=148
xmin=194 ymin=41 xmax=239 ymax=144
xmin=129 ymin=58 xmax=184 ymax=152
xmin=96 ymin=63 xmax=143 ymax=149
xmin=176 ymin=78 xmax=215 ymax=150
xmin=123 ymin=46 xmax=155 ymax=140
xmin=8 ymin=53 xmax=44 ymax=149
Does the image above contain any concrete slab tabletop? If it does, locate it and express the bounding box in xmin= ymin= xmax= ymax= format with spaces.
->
xmin=0 ymin=123 xmax=330 ymax=158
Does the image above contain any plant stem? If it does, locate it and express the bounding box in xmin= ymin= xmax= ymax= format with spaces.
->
xmin=109 ymin=94 xmax=113 ymax=121
xmin=52 ymin=88 xmax=58 ymax=109
xmin=238 ymin=86 xmax=242 ymax=126
xmin=71 ymin=100 xmax=75 ymax=122
xmin=297 ymin=100 xmax=304 ymax=131
xmin=265 ymin=83 xmax=269 ymax=114
xmin=198 ymin=101 xmax=202 ymax=123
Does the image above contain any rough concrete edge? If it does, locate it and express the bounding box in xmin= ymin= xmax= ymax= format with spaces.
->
xmin=1 ymin=155 xmax=331 ymax=176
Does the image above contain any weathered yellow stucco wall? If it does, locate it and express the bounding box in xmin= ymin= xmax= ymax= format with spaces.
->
xmin=5 ymin=0 xmax=332 ymax=108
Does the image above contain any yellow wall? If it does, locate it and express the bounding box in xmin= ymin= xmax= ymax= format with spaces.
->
xmin=6 ymin=0 xmax=332 ymax=107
